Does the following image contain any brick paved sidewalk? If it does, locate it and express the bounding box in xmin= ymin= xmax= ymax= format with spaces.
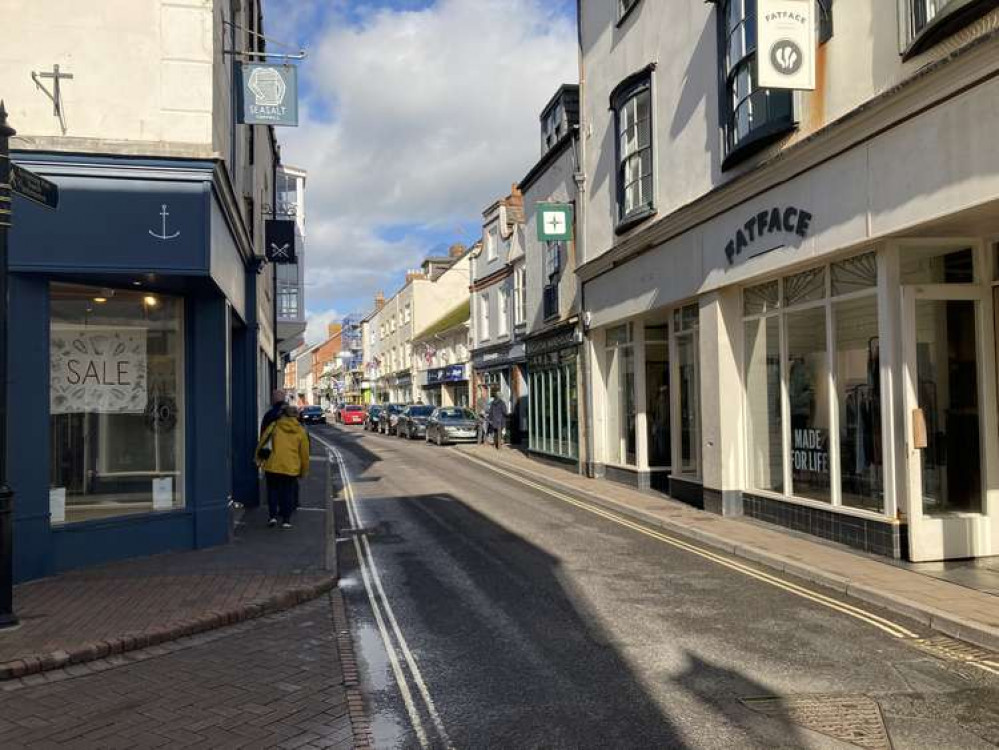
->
xmin=0 ymin=469 xmax=337 ymax=680
xmin=458 ymin=444 xmax=999 ymax=652
xmin=0 ymin=593 xmax=370 ymax=750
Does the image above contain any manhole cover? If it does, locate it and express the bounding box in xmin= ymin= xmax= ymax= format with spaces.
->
xmin=742 ymin=694 xmax=891 ymax=750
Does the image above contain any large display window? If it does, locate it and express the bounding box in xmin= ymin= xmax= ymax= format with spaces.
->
xmin=673 ymin=305 xmax=700 ymax=476
xmin=604 ymin=323 xmax=636 ymax=466
xmin=742 ymin=252 xmax=884 ymax=512
xmin=528 ymin=351 xmax=579 ymax=460
xmin=49 ymin=284 xmax=185 ymax=524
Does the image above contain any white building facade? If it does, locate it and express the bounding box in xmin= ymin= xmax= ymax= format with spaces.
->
xmin=578 ymin=0 xmax=999 ymax=561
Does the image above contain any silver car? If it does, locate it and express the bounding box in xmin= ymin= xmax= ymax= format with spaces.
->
xmin=425 ymin=407 xmax=479 ymax=446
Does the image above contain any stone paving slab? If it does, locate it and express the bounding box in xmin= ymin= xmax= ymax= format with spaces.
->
xmin=459 ymin=445 xmax=999 ymax=652
xmin=0 ymin=468 xmax=337 ymax=680
xmin=0 ymin=594 xmax=366 ymax=750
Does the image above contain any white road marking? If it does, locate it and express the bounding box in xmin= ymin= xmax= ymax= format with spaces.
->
xmin=313 ymin=432 xmax=454 ymax=750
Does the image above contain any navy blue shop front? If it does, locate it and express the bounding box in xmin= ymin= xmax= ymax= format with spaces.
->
xmin=8 ymin=154 xmax=267 ymax=582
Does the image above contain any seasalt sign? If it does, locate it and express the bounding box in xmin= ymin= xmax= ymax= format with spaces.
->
xmin=724 ymin=206 xmax=813 ymax=265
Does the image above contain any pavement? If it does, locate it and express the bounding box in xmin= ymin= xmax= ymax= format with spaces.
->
xmin=324 ymin=423 xmax=999 ymax=749
xmin=457 ymin=443 xmax=999 ymax=652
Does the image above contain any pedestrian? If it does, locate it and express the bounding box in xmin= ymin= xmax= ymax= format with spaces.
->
xmin=255 ymin=404 xmax=310 ymax=529
xmin=260 ymin=388 xmax=286 ymax=435
xmin=486 ymin=388 xmax=508 ymax=450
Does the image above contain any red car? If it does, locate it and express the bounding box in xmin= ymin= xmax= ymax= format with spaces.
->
xmin=338 ymin=404 xmax=366 ymax=425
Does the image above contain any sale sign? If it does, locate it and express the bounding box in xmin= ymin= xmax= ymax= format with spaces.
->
xmin=50 ymin=327 xmax=148 ymax=414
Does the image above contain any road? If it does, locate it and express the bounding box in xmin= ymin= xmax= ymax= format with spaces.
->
xmin=315 ymin=422 xmax=999 ymax=750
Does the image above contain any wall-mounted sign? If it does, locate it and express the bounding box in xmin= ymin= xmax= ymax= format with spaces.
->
xmin=724 ymin=206 xmax=813 ymax=265
xmin=265 ymin=219 xmax=297 ymax=263
xmin=758 ymin=0 xmax=816 ymax=91
xmin=11 ymin=164 xmax=59 ymax=209
xmin=428 ymin=364 xmax=466 ymax=385
xmin=50 ymin=328 xmax=147 ymax=414
xmin=537 ymin=203 xmax=574 ymax=242
xmin=238 ymin=63 xmax=298 ymax=126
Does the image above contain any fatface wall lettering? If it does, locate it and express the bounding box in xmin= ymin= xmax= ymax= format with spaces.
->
xmin=724 ymin=206 xmax=813 ymax=265
xmin=51 ymin=328 xmax=148 ymax=414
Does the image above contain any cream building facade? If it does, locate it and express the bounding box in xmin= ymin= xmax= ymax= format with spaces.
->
xmin=578 ymin=0 xmax=999 ymax=561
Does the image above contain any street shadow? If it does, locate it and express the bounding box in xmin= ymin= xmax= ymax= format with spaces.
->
xmin=351 ymin=490 xmax=812 ymax=749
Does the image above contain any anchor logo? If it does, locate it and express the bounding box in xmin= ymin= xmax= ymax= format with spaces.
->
xmin=148 ymin=204 xmax=181 ymax=241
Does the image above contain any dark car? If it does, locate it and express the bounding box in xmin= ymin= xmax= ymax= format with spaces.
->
xmin=299 ymin=405 xmax=325 ymax=425
xmin=397 ymin=405 xmax=436 ymax=440
xmin=364 ymin=404 xmax=385 ymax=432
xmin=381 ymin=404 xmax=407 ymax=435
xmin=426 ymin=407 xmax=479 ymax=445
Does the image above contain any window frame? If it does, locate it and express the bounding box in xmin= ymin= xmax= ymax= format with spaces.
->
xmin=498 ymin=285 xmax=510 ymax=337
xmin=611 ymin=67 xmax=657 ymax=234
xmin=486 ymin=225 xmax=499 ymax=263
xmin=617 ymin=0 xmax=642 ymax=25
xmin=900 ymin=0 xmax=995 ymax=59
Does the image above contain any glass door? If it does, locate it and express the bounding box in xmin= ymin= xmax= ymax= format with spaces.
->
xmin=901 ymin=282 xmax=995 ymax=560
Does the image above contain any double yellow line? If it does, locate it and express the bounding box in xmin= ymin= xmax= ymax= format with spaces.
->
xmin=457 ymin=452 xmax=920 ymax=641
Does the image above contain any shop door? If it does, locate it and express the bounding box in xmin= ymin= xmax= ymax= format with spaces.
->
xmin=901 ymin=285 xmax=997 ymax=560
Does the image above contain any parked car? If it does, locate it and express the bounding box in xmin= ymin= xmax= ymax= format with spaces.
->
xmin=381 ymin=404 xmax=407 ymax=435
xmin=397 ymin=405 xmax=436 ymax=440
xmin=299 ymin=405 xmax=325 ymax=425
xmin=426 ymin=407 xmax=479 ymax=445
xmin=364 ymin=404 xmax=385 ymax=432
xmin=338 ymin=404 xmax=366 ymax=426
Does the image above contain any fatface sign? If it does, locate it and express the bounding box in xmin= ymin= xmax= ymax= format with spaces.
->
xmin=50 ymin=328 xmax=147 ymax=414
xmin=239 ymin=64 xmax=298 ymax=126
xmin=537 ymin=203 xmax=574 ymax=242
xmin=265 ymin=219 xmax=297 ymax=263
xmin=724 ymin=206 xmax=813 ymax=265
xmin=758 ymin=0 xmax=816 ymax=91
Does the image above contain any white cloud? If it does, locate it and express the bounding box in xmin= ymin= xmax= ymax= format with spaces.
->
xmin=304 ymin=308 xmax=343 ymax=346
xmin=274 ymin=0 xmax=577 ymax=321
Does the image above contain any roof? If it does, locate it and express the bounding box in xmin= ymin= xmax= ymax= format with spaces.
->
xmin=413 ymin=299 xmax=470 ymax=341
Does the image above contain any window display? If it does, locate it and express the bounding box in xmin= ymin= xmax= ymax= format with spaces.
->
xmin=605 ymin=324 xmax=636 ymax=466
xmin=49 ymin=284 xmax=185 ymax=524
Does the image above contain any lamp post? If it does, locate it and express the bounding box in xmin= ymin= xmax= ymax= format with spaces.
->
xmin=0 ymin=102 xmax=18 ymax=629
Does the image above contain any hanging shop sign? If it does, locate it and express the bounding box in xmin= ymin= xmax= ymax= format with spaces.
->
xmin=724 ymin=205 xmax=813 ymax=265
xmin=537 ymin=203 xmax=574 ymax=242
xmin=238 ymin=63 xmax=299 ymax=126
xmin=757 ymin=0 xmax=816 ymax=91
xmin=265 ymin=219 xmax=297 ymax=263
xmin=50 ymin=328 xmax=147 ymax=414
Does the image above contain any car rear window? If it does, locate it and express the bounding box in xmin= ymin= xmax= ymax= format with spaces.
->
xmin=441 ymin=409 xmax=476 ymax=420
xmin=345 ymin=406 xmax=364 ymax=412
xmin=410 ymin=406 xmax=434 ymax=416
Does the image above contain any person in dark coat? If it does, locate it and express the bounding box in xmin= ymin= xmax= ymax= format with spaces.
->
xmin=487 ymin=388 xmax=508 ymax=450
xmin=260 ymin=389 xmax=286 ymax=436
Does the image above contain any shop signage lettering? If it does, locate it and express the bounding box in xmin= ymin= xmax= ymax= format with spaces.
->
xmin=792 ymin=428 xmax=829 ymax=474
xmin=238 ymin=64 xmax=299 ymax=127
xmin=724 ymin=206 xmax=812 ymax=265
xmin=50 ymin=328 xmax=147 ymax=415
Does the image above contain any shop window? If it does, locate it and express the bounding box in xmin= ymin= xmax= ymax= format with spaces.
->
xmin=605 ymin=323 xmax=636 ymax=466
xmin=49 ymin=284 xmax=185 ymax=525
xmin=900 ymin=246 xmax=974 ymax=284
xmin=611 ymin=71 xmax=655 ymax=230
xmin=716 ymin=0 xmax=795 ymax=171
xmin=901 ymin=0 xmax=996 ymax=60
xmin=674 ymin=307 xmax=700 ymax=476
xmin=742 ymin=251 xmax=884 ymax=512
xmin=645 ymin=324 xmax=670 ymax=468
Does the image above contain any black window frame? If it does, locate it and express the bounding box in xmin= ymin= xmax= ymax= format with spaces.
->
xmin=617 ymin=0 xmax=642 ymax=25
xmin=610 ymin=65 xmax=657 ymax=234
xmin=902 ymin=0 xmax=997 ymax=60
xmin=714 ymin=0 xmax=797 ymax=172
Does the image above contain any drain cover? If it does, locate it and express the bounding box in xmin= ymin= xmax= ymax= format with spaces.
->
xmin=742 ymin=694 xmax=891 ymax=750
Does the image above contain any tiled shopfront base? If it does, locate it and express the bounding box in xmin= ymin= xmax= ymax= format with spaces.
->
xmin=743 ymin=493 xmax=906 ymax=558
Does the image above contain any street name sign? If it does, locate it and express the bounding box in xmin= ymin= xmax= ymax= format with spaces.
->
xmin=537 ymin=203 xmax=573 ymax=242
xmin=11 ymin=164 xmax=59 ymax=209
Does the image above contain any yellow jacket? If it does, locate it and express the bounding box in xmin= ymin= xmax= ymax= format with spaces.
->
xmin=256 ymin=417 xmax=310 ymax=477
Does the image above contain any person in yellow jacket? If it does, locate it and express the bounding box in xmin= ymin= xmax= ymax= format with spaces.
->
xmin=256 ymin=404 xmax=310 ymax=528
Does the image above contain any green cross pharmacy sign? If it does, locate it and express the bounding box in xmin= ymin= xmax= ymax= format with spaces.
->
xmin=536 ymin=203 xmax=574 ymax=242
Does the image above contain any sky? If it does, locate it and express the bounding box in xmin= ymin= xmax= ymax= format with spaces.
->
xmin=260 ymin=0 xmax=578 ymax=344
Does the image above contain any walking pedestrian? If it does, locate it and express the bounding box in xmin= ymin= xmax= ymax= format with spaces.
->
xmin=255 ymin=404 xmax=310 ymax=529
xmin=486 ymin=388 xmax=508 ymax=450
xmin=260 ymin=388 xmax=286 ymax=435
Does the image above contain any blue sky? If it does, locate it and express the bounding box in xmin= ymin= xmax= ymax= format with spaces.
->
xmin=262 ymin=0 xmax=577 ymax=342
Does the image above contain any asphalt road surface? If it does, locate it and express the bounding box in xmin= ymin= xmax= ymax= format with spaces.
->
xmin=313 ymin=423 xmax=999 ymax=750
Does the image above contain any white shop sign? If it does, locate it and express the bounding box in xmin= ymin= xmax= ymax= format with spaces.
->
xmin=758 ymin=0 xmax=816 ymax=91
xmin=50 ymin=327 xmax=148 ymax=414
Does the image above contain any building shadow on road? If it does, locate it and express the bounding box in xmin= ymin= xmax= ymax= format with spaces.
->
xmin=349 ymin=492 xmax=810 ymax=750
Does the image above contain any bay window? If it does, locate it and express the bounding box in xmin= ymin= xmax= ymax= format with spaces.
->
xmin=611 ymin=72 xmax=654 ymax=229
xmin=902 ymin=0 xmax=996 ymax=59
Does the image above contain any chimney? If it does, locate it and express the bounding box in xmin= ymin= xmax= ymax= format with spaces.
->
xmin=328 ymin=322 xmax=342 ymax=338
xmin=505 ymin=183 xmax=525 ymax=224
xmin=374 ymin=291 xmax=385 ymax=311
xmin=405 ymin=269 xmax=427 ymax=284
xmin=448 ymin=243 xmax=466 ymax=258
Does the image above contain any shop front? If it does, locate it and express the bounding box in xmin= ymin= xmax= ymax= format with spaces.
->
xmin=422 ymin=364 xmax=469 ymax=407
xmin=526 ymin=324 xmax=580 ymax=464
xmin=472 ymin=342 xmax=527 ymax=444
xmin=581 ymin=74 xmax=999 ymax=560
xmin=8 ymin=154 xmax=266 ymax=581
